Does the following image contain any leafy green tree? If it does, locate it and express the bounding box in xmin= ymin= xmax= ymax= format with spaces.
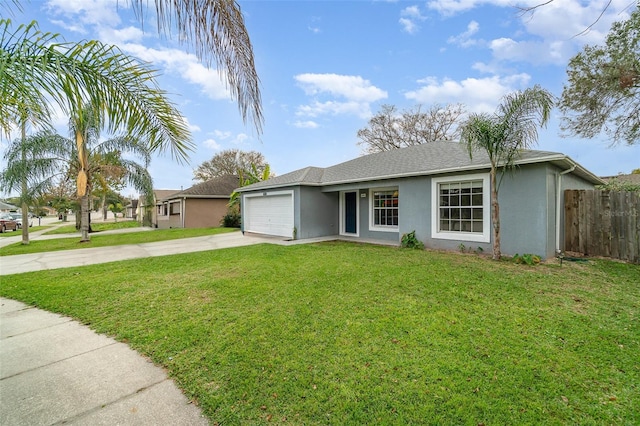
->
xmin=193 ymin=149 xmax=268 ymax=182
xmin=229 ymin=163 xmax=271 ymax=208
xmin=108 ymin=202 xmax=125 ymax=222
xmin=597 ymin=178 xmax=640 ymax=192
xmin=559 ymin=9 xmax=639 ymax=145
xmin=460 ymin=85 xmax=554 ymax=260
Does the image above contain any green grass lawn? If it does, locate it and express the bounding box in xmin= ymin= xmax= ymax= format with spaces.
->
xmin=0 ymin=227 xmax=237 ymax=256
xmin=0 ymin=225 xmax=51 ymax=238
xmin=1 ymin=242 xmax=638 ymax=424
xmin=44 ymin=220 xmax=142 ymax=235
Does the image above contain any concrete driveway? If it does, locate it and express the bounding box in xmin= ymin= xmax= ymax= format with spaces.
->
xmin=0 ymin=230 xmax=271 ymax=275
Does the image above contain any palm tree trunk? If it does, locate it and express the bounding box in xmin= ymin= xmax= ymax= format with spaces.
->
xmin=20 ymin=120 xmax=29 ymax=245
xmin=80 ymin=194 xmax=90 ymax=242
xmin=76 ymin=130 xmax=91 ymax=242
xmin=490 ymin=168 xmax=501 ymax=260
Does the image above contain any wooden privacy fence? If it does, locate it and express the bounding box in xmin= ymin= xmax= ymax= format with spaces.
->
xmin=564 ymin=190 xmax=640 ymax=264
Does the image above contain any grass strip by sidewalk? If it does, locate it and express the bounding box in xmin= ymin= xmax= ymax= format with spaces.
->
xmin=0 ymin=226 xmax=237 ymax=256
xmin=1 ymin=242 xmax=638 ymax=425
xmin=44 ymin=220 xmax=143 ymax=235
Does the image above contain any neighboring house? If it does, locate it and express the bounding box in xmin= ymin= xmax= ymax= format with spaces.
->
xmin=138 ymin=189 xmax=180 ymax=227
xmin=125 ymin=199 xmax=138 ymax=220
xmin=0 ymin=201 xmax=18 ymax=213
xmin=154 ymin=175 xmax=239 ymax=229
xmin=602 ymin=173 xmax=640 ymax=186
xmin=237 ymin=141 xmax=604 ymax=259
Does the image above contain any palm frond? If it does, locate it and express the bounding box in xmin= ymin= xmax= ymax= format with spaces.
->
xmin=131 ymin=0 xmax=263 ymax=134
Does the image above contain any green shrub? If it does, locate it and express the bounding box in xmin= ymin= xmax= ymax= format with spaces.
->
xmin=221 ymin=212 xmax=241 ymax=228
xmin=401 ymin=230 xmax=424 ymax=250
xmin=513 ymin=253 xmax=541 ymax=265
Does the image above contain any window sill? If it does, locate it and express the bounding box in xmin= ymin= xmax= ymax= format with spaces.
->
xmin=433 ymin=231 xmax=489 ymax=243
xmin=369 ymin=226 xmax=399 ymax=233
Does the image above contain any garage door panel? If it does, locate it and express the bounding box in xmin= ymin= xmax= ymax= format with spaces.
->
xmin=245 ymin=193 xmax=293 ymax=238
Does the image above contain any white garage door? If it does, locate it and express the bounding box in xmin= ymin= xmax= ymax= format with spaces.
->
xmin=244 ymin=192 xmax=294 ymax=238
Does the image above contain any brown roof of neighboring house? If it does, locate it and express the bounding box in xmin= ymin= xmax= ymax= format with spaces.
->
xmin=163 ymin=175 xmax=239 ymax=200
xmin=602 ymin=174 xmax=640 ymax=185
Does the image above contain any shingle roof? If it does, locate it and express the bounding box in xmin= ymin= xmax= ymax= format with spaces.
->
xmin=238 ymin=141 xmax=603 ymax=191
xmin=603 ymin=173 xmax=640 ymax=185
xmin=0 ymin=200 xmax=18 ymax=210
xmin=165 ymin=175 xmax=239 ymax=199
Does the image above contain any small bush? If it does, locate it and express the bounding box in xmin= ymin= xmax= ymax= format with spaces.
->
xmin=401 ymin=231 xmax=424 ymax=250
xmin=221 ymin=212 xmax=241 ymax=228
xmin=513 ymin=253 xmax=541 ymax=266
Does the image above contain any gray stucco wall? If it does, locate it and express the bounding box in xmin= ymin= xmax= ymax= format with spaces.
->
xmin=496 ymin=164 xmax=552 ymax=258
xmin=297 ymin=186 xmax=339 ymax=239
xmin=241 ymin=162 xmax=596 ymax=258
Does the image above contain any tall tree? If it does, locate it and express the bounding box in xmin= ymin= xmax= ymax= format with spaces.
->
xmin=357 ymin=104 xmax=465 ymax=154
xmin=193 ymin=149 xmax=267 ymax=182
xmin=0 ymin=20 xmax=192 ymax=241
xmin=559 ymin=8 xmax=639 ymax=145
xmin=459 ymin=85 xmax=554 ymax=260
xmin=0 ymin=0 xmax=263 ymax=134
xmin=1 ymin=122 xmax=155 ymax=242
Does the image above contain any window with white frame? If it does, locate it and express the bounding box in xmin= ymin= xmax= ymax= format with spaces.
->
xmin=431 ymin=174 xmax=490 ymax=243
xmin=371 ymin=188 xmax=398 ymax=230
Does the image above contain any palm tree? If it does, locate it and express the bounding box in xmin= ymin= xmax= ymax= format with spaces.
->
xmin=1 ymin=0 xmax=263 ymax=134
xmin=130 ymin=0 xmax=263 ymax=133
xmin=1 ymin=120 xmax=155 ymax=243
xmin=459 ymin=85 xmax=554 ymax=260
xmin=1 ymin=20 xmax=192 ymax=241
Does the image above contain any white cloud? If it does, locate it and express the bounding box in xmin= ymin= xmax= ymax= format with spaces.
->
xmin=427 ymin=0 xmax=536 ymax=15
xmin=399 ymin=5 xmax=427 ymax=34
xmin=120 ymin=44 xmax=230 ymax=100
xmin=293 ymin=120 xmax=319 ymax=129
xmin=447 ymin=20 xmax=480 ymax=47
xmin=296 ymin=73 xmax=387 ymax=102
xmin=202 ymin=138 xmax=221 ymax=150
xmin=405 ymin=74 xmax=531 ymax=113
xmin=43 ymin=0 xmax=231 ymax=102
xmin=203 ymin=131 xmax=248 ymax=147
xmin=212 ymin=130 xmax=232 ymax=140
xmin=100 ymin=26 xmax=145 ymax=45
xmin=184 ymin=118 xmax=201 ymax=133
xmin=45 ymin=0 xmax=123 ymax=31
xmin=429 ymin=0 xmax=633 ymax=65
xmin=295 ymin=73 xmax=388 ymax=119
xmin=233 ymin=133 xmax=249 ymax=144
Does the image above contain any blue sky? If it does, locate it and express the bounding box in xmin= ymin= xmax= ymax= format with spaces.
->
xmin=3 ymin=0 xmax=639 ymax=194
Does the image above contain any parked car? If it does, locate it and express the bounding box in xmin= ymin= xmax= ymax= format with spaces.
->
xmin=9 ymin=213 xmax=33 ymax=228
xmin=0 ymin=213 xmax=18 ymax=233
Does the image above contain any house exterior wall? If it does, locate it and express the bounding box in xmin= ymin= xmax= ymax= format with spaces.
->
xmin=184 ymin=198 xmax=228 ymax=228
xmin=297 ymin=186 xmax=339 ymax=239
xmin=156 ymin=200 xmax=182 ymax=229
xmin=496 ymin=164 xmax=552 ymax=258
xmin=240 ymin=163 xmax=597 ymax=258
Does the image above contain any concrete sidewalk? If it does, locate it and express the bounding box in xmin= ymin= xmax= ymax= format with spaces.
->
xmin=0 ymin=298 xmax=209 ymax=425
xmin=0 ymin=229 xmax=284 ymax=425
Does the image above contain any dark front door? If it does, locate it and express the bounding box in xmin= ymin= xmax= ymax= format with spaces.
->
xmin=344 ymin=192 xmax=357 ymax=234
